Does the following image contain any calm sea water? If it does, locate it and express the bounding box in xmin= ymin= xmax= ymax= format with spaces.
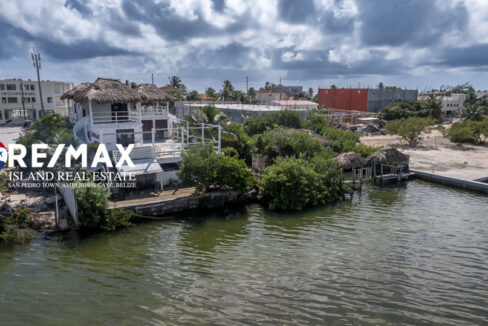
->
xmin=1 ymin=180 xmax=487 ymax=325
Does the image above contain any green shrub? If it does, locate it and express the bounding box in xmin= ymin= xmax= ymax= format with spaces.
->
xmin=253 ymin=128 xmax=331 ymax=162
xmin=75 ymin=183 xmax=132 ymax=230
xmin=222 ymin=122 xmax=252 ymax=164
xmin=447 ymin=120 xmax=488 ymax=144
xmin=258 ymin=156 xmax=342 ymax=211
xmin=386 ymin=117 xmax=435 ymax=146
xmin=246 ymin=110 xmax=302 ymax=135
xmin=103 ymin=209 xmax=133 ymax=231
xmin=0 ymin=208 xmax=35 ymax=243
xmin=222 ymin=146 xmax=239 ymax=157
xmin=178 ymin=145 xmax=254 ymax=193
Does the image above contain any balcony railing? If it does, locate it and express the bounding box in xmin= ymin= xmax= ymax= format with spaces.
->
xmin=141 ymin=106 xmax=169 ymax=116
xmin=92 ymin=111 xmax=139 ymax=124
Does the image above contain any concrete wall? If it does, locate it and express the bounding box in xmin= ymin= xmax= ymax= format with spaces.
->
xmin=367 ymin=89 xmax=418 ymax=113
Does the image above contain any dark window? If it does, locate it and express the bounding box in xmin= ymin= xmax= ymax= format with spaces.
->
xmin=0 ymin=84 xmax=4 ymax=90
xmin=30 ymin=85 xmax=35 ymax=90
xmin=1 ymin=97 xmax=6 ymax=103
xmin=23 ymin=97 xmax=30 ymax=103
xmin=161 ymin=163 xmax=179 ymax=171
xmin=6 ymin=84 xmax=16 ymax=90
xmin=31 ymin=97 xmax=36 ymax=102
xmin=47 ymin=97 xmax=53 ymax=103
xmin=7 ymin=97 xmax=18 ymax=103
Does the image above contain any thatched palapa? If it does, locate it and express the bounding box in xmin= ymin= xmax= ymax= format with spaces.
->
xmin=60 ymin=82 xmax=91 ymax=101
xmin=61 ymin=78 xmax=141 ymax=104
xmin=137 ymin=83 xmax=174 ymax=103
xmin=367 ymin=147 xmax=409 ymax=165
xmin=334 ymin=152 xmax=367 ymax=170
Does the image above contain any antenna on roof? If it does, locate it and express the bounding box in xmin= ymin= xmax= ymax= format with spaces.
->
xmin=151 ymin=73 xmax=154 ymax=85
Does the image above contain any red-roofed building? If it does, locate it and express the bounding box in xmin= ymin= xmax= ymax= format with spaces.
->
xmin=200 ymin=93 xmax=211 ymax=100
xmin=159 ymin=85 xmax=175 ymax=92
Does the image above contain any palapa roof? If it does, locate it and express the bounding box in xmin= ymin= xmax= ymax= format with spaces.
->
xmin=61 ymin=78 xmax=141 ymax=104
xmin=137 ymin=83 xmax=174 ymax=103
xmin=367 ymin=147 xmax=409 ymax=164
xmin=60 ymin=82 xmax=91 ymax=101
xmin=334 ymin=152 xmax=367 ymax=170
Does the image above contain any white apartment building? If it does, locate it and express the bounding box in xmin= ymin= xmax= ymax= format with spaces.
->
xmin=0 ymin=78 xmax=73 ymax=124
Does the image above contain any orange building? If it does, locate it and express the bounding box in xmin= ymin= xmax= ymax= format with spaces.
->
xmin=317 ymin=88 xmax=369 ymax=112
xmin=318 ymin=87 xmax=418 ymax=113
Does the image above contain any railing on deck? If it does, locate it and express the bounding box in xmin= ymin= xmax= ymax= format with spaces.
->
xmin=141 ymin=106 xmax=169 ymax=116
xmin=92 ymin=111 xmax=139 ymax=124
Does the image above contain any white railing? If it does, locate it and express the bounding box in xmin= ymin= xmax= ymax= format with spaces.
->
xmin=141 ymin=106 xmax=169 ymax=116
xmin=92 ymin=111 xmax=139 ymax=124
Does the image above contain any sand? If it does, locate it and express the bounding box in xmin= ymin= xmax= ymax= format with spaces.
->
xmin=361 ymin=129 xmax=488 ymax=181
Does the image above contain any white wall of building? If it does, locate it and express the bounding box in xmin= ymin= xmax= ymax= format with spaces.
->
xmin=0 ymin=78 xmax=73 ymax=123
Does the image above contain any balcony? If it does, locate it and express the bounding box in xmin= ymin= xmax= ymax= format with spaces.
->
xmin=91 ymin=110 xmax=139 ymax=124
xmin=141 ymin=106 xmax=169 ymax=116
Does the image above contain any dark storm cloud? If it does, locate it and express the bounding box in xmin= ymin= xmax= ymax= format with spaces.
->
xmin=121 ymin=0 xmax=250 ymax=41
xmin=272 ymin=49 xmax=403 ymax=79
xmin=357 ymin=0 xmax=468 ymax=47
xmin=278 ymin=0 xmax=315 ymax=24
xmin=437 ymin=43 xmax=488 ymax=68
xmin=64 ymin=0 xmax=92 ymax=17
xmin=39 ymin=39 xmax=136 ymax=61
xmin=0 ymin=21 xmax=34 ymax=59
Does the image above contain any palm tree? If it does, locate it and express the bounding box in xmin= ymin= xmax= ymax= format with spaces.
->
xmin=462 ymin=105 xmax=485 ymax=121
xmin=308 ymin=87 xmax=314 ymax=97
xmin=168 ymin=76 xmax=183 ymax=89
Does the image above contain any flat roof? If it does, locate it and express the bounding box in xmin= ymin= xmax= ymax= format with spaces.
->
xmin=182 ymin=103 xmax=307 ymax=112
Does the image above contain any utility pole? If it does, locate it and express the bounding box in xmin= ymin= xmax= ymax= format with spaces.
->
xmin=246 ymin=76 xmax=249 ymax=101
xmin=31 ymin=49 xmax=45 ymax=115
xmin=20 ymin=78 xmax=26 ymax=120
xmin=152 ymin=73 xmax=154 ymax=85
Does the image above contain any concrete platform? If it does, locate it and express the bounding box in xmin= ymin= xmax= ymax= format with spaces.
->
xmin=412 ymin=170 xmax=488 ymax=194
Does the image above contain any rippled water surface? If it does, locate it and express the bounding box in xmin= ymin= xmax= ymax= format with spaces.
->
xmin=1 ymin=181 xmax=488 ymax=325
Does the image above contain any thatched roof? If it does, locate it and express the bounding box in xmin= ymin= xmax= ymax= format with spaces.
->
xmin=60 ymin=82 xmax=91 ymax=101
xmin=367 ymin=147 xmax=409 ymax=165
xmin=295 ymin=129 xmax=333 ymax=147
xmin=334 ymin=152 xmax=367 ymax=170
xmin=137 ymin=84 xmax=174 ymax=103
xmin=61 ymin=78 xmax=141 ymax=104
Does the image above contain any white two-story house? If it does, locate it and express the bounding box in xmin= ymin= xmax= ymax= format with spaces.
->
xmin=62 ymin=78 xmax=222 ymax=190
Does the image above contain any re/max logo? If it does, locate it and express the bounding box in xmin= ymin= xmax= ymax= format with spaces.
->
xmin=5 ymin=144 xmax=135 ymax=168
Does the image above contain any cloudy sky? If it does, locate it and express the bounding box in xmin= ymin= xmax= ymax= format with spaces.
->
xmin=1 ymin=0 xmax=488 ymax=92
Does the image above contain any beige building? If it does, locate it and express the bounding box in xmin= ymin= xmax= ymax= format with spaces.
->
xmin=418 ymin=92 xmax=467 ymax=118
xmin=0 ymin=78 xmax=73 ymax=124
xmin=255 ymin=89 xmax=293 ymax=104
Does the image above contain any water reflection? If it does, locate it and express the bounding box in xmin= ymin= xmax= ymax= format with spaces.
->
xmin=1 ymin=181 xmax=488 ymax=325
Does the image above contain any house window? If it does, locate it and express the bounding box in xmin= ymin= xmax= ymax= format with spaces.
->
xmin=0 ymin=84 xmax=4 ymax=90
xmin=31 ymin=97 xmax=36 ymax=102
xmin=1 ymin=97 xmax=6 ymax=103
xmin=23 ymin=97 xmax=30 ymax=103
xmin=8 ymin=97 xmax=18 ymax=103
xmin=6 ymin=84 xmax=16 ymax=91
xmin=47 ymin=97 xmax=53 ymax=103
xmin=30 ymin=85 xmax=35 ymax=90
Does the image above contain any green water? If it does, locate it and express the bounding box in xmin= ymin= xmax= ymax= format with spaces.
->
xmin=1 ymin=181 xmax=487 ymax=325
